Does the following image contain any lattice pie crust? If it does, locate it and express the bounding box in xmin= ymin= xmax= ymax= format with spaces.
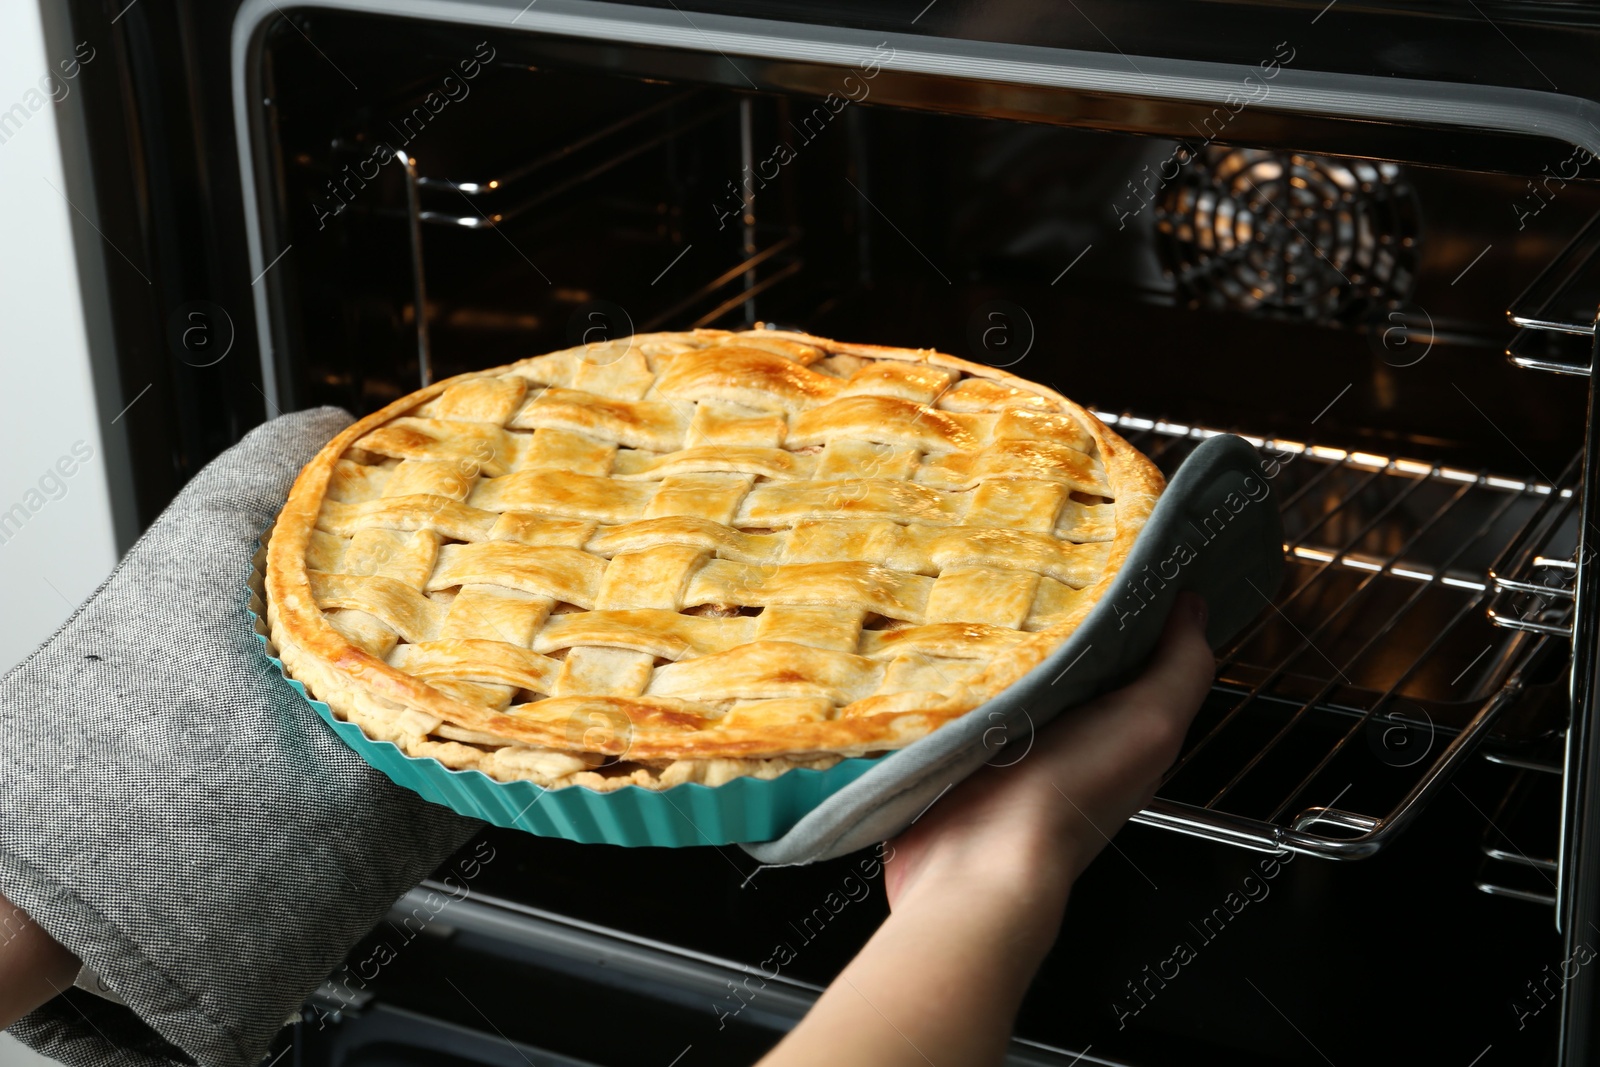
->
xmin=265 ymin=329 xmax=1162 ymax=790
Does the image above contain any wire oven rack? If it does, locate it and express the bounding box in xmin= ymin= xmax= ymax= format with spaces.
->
xmin=358 ymin=78 xmax=1587 ymax=861
xmin=366 ymin=94 xmax=790 ymax=388
xmin=377 ymin=183 xmax=1578 ymax=861
xmin=1096 ymin=412 xmax=1582 ymax=859
xmin=1476 ymin=751 xmax=1563 ymax=906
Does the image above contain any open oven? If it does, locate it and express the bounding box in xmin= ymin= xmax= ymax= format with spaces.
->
xmin=47 ymin=0 xmax=1600 ymax=1063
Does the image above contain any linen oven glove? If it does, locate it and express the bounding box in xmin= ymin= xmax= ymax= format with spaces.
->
xmin=0 ymin=408 xmax=482 ymax=1067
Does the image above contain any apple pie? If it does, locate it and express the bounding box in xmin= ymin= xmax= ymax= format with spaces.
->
xmin=265 ymin=329 xmax=1162 ymax=791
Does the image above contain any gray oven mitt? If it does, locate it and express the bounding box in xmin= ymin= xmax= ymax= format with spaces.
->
xmin=0 ymin=408 xmax=481 ymax=1067
xmin=744 ymin=433 xmax=1284 ymax=865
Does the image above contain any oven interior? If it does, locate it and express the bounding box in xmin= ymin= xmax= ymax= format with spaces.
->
xmin=252 ymin=10 xmax=1597 ymax=1064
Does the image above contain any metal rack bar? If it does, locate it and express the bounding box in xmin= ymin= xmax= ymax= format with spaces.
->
xmin=1262 ymin=452 xmax=1351 ymax=515
xmin=416 ymin=90 xmax=704 ymax=195
xmin=1168 ymin=468 xmax=1477 ymax=779
xmin=1485 ymin=847 xmax=1559 ymax=873
xmin=1137 ymin=642 xmax=1545 ymax=859
xmin=1496 ymin=556 xmax=1578 ymax=597
xmin=738 ymin=96 xmax=757 ymax=324
xmin=1093 ymin=414 xmax=1571 ymax=497
xmin=693 ymin=259 xmax=802 ymax=329
xmin=394 ymin=149 xmax=432 ymax=388
xmin=1263 ymin=590 xmax=1489 ymax=823
xmin=1125 ymin=430 xmax=1180 ymax=466
xmin=1093 ymin=411 xmax=1580 ymax=859
xmin=1284 ymin=545 xmax=1489 ymax=590
xmin=1216 ymin=461 xmax=1445 ymax=659
xmin=1279 ymin=462 xmax=1396 ymax=551
xmin=1477 ymin=883 xmax=1558 ymax=906
xmin=1474 ymin=763 xmax=1560 ymax=906
xmin=1508 ymin=208 xmax=1600 ymax=336
xmin=1487 ymin=454 xmax=1584 ymax=636
xmin=1490 ymin=451 xmax=1584 ymax=578
xmin=1493 ymin=609 xmax=1578 ymax=638
xmin=1202 ymin=485 xmax=1512 ymax=806
xmin=1506 ymin=208 xmax=1600 ymax=395
xmin=415 ymin=101 xmax=736 ymax=229
xmin=638 ymin=233 xmax=801 ymax=331
xmin=385 ymin=111 xmax=801 ymax=384
xmin=1507 ymin=328 xmax=1592 ymax=377
xmin=1485 ymin=750 xmax=1565 ymax=774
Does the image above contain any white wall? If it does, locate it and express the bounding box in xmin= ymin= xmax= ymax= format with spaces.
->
xmin=0 ymin=0 xmax=118 ymax=672
xmin=0 ymin=1034 xmax=57 ymax=1066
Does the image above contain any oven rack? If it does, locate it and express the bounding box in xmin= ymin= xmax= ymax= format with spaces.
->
xmin=411 ymin=90 xmax=737 ymax=230
xmin=372 ymin=94 xmax=790 ymax=387
xmin=1095 ymin=411 xmax=1582 ymax=859
xmin=359 ymin=72 xmax=1586 ymax=860
xmin=1506 ymin=207 xmax=1600 ymax=377
xmin=1476 ymin=751 xmax=1563 ymax=906
xmin=1501 ymin=203 xmax=1600 ymax=954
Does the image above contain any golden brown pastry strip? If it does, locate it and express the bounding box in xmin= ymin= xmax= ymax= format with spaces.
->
xmin=265 ymin=328 xmax=1163 ymax=781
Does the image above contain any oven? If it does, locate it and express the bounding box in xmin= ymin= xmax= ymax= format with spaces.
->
xmin=47 ymin=0 xmax=1600 ymax=1063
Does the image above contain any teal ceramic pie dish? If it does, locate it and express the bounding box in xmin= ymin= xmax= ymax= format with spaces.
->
xmin=248 ymin=549 xmax=880 ymax=846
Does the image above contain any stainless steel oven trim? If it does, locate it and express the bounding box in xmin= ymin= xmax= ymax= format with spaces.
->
xmin=1557 ymin=357 xmax=1600 ymax=1065
xmin=230 ymin=0 xmax=1600 ymax=414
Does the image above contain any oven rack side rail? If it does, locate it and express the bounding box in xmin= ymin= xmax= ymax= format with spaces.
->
xmin=1094 ymin=412 xmax=1581 ymax=862
xmin=366 ymin=92 xmax=784 ymax=389
xmin=1499 ymin=200 xmax=1600 ymax=1037
xmin=1473 ymin=754 xmax=1562 ymax=907
xmin=1518 ymin=208 xmax=1600 ymax=1064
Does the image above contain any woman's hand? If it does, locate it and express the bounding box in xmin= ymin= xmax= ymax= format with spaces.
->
xmin=0 ymin=409 xmax=480 ymax=1067
xmin=759 ymin=594 xmax=1214 ymax=1067
xmin=0 ymin=894 xmax=79 ymax=1029
xmin=885 ymin=590 xmax=1216 ymax=921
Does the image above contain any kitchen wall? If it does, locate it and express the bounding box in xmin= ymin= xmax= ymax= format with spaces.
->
xmin=0 ymin=0 xmax=118 ymax=673
xmin=0 ymin=1035 xmax=57 ymax=1067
